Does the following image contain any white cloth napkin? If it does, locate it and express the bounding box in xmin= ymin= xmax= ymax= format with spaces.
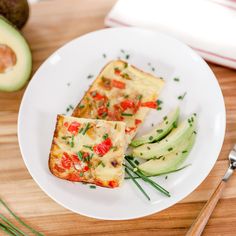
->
xmin=105 ymin=0 xmax=236 ymax=69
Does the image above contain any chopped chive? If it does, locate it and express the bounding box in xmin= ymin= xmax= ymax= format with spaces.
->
xmin=178 ymin=92 xmax=187 ymax=100
xmin=160 ymin=77 xmax=164 ymax=80
xmin=124 ymin=62 xmax=128 ymax=68
xmin=122 ymin=73 xmax=129 ymax=79
xmin=147 ymin=146 xmax=151 ymax=150
xmin=124 ymin=94 xmax=129 ymax=98
xmin=194 ymin=113 xmax=197 ymax=116
xmin=89 ymin=185 xmax=96 ymax=189
xmin=156 ymin=129 xmax=163 ymax=133
xmin=66 ymin=107 xmax=70 ymax=112
xmin=101 ymin=112 xmax=108 ymax=118
xmin=69 ymin=105 xmax=74 ymax=109
xmin=162 ymin=156 xmax=166 ymax=160
xmin=165 ymin=176 xmax=168 ymax=179
xmin=87 ymin=74 xmax=94 ymax=79
xmin=70 ymin=135 xmax=75 ymax=148
xmin=83 ymin=145 xmax=93 ymax=151
xmin=134 ymin=160 xmax=140 ymax=165
xmin=124 ymin=168 xmax=150 ymax=201
xmin=114 ymin=123 xmax=117 ymax=129
xmin=157 ymin=99 xmax=163 ymax=105
xmin=173 ymin=77 xmax=180 ymax=82
xmin=193 ymin=131 xmax=197 ymax=134
xmin=121 ymin=113 xmax=133 ymax=116
xmin=168 ymin=147 xmax=173 ymax=152
xmin=102 ymin=53 xmax=106 ymax=58
xmin=103 ymin=133 xmax=108 ymax=140
xmin=77 ymin=151 xmax=83 ymax=161
xmin=149 ymin=136 xmax=153 ymax=141
xmin=182 ymin=150 xmax=188 ymax=153
xmin=106 ymin=101 xmax=110 ymax=107
xmin=165 ymin=121 xmax=169 ymax=125
xmin=82 ymin=123 xmax=90 ymax=135
xmin=151 ymin=123 xmax=154 ymax=127
xmin=163 ymin=116 xmax=168 ymax=121
xmin=111 ymin=146 xmax=118 ymax=152
xmin=78 ymin=104 xmax=85 ymax=109
xmin=125 ymin=54 xmax=130 ymax=60
xmin=79 ymin=128 xmax=84 ymax=133
xmin=97 ymin=161 xmax=105 ymax=168
xmin=79 ymin=172 xmax=84 ymax=177
xmin=140 ymin=153 xmax=143 ymax=156
xmin=137 ymin=94 xmax=143 ymax=100
xmin=151 ymin=67 xmax=155 ymax=71
xmin=120 ymin=49 xmax=125 ymax=53
xmin=157 ymin=107 xmax=162 ymax=110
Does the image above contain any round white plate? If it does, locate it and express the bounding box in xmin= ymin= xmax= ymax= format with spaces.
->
xmin=18 ymin=27 xmax=225 ymax=220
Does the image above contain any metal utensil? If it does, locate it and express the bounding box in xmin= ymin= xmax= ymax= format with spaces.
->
xmin=186 ymin=144 xmax=236 ymax=236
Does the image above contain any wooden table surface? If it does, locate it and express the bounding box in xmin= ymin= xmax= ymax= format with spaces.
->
xmin=0 ymin=0 xmax=236 ymax=235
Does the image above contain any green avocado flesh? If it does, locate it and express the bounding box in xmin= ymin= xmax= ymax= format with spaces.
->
xmin=0 ymin=16 xmax=32 ymax=92
xmin=138 ymin=132 xmax=196 ymax=176
xmin=132 ymin=114 xmax=196 ymax=159
xmin=131 ymin=107 xmax=180 ymax=147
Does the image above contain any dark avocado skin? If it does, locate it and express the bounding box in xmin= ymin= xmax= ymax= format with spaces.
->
xmin=0 ymin=0 xmax=29 ymax=29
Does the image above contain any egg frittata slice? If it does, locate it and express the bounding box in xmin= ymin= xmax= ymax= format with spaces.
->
xmin=72 ymin=60 xmax=164 ymax=144
xmin=49 ymin=115 xmax=126 ymax=188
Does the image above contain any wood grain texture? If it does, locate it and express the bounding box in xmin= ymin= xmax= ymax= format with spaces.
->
xmin=0 ymin=0 xmax=236 ymax=235
xmin=186 ymin=181 xmax=226 ymax=236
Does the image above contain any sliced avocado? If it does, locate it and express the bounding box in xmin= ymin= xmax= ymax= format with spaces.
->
xmin=131 ymin=107 xmax=180 ymax=147
xmin=0 ymin=16 xmax=32 ymax=92
xmin=138 ymin=132 xmax=196 ymax=176
xmin=132 ymin=114 xmax=196 ymax=159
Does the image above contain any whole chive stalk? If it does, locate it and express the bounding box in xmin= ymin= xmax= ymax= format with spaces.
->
xmin=124 ymin=168 xmax=150 ymax=201
xmin=125 ymin=157 xmax=170 ymax=197
xmin=124 ymin=164 xmax=191 ymax=179
xmin=0 ymin=223 xmax=16 ymax=236
xmin=0 ymin=198 xmax=44 ymax=236
xmin=126 ymin=157 xmax=170 ymax=195
xmin=0 ymin=214 xmax=27 ymax=235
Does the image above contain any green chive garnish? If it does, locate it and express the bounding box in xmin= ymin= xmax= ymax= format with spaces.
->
xmin=124 ymin=167 xmax=150 ymax=201
xmin=89 ymin=185 xmax=96 ymax=189
xmin=124 ymin=157 xmax=170 ymax=197
xmin=77 ymin=151 xmax=83 ymax=161
xmin=121 ymin=113 xmax=133 ymax=116
xmin=82 ymin=123 xmax=90 ymax=135
xmin=156 ymin=129 xmax=163 ymax=133
xmin=173 ymin=77 xmax=180 ymax=82
xmin=83 ymin=145 xmax=93 ymax=151
xmin=79 ymin=104 xmax=85 ymax=109
xmin=87 ymin=74 xmax=94 ymax=79
xmin=178 ymin=92 xmax=187 ymax=100
xmin=103 ymin=133 xmax=108 ymax=140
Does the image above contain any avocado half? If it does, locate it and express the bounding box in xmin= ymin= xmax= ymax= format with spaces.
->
xmin=0 ymin=17 xmax=32 ymax=92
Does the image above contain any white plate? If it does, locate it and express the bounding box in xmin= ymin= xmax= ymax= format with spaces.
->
xmin=18 ymin=27 xmax=225 ymax=220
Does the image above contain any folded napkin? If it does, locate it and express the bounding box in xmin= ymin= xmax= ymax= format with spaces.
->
xmin=105 ymin=0 xmax=236 ymax=69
